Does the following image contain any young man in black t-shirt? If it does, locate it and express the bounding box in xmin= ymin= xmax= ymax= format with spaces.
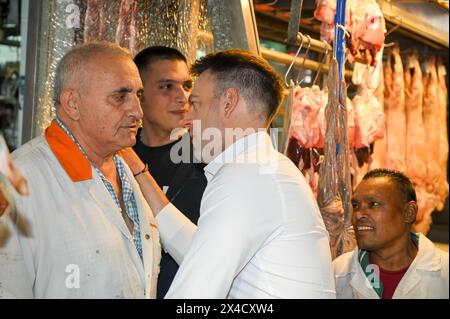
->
xmin=133 ymin=46 xmax=207 ymax=298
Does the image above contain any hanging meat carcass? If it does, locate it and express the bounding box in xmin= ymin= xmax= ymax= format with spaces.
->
xmin=350 ymin=49 xmax=385 ymax=186
xmin=371 ymin=60 xmax=386 ymax=169
xmin=352 ymin=77 xmax=385 ymax=149
xmin=315 ymin=0 xmax=385 ymax=66
xmin=422 ymin=58 xmax=441 ymax=195
xmin=347 ymin=0 xmax=385 ymax=66
xmin=351 ymin=46 xmax=386 ymax=169
xmin=413 ymin=58 xmax=442 ymax=235
xmin=318 ymin=59 xmax=356 ymax=260
xmin=403 ymin=53 xmax=432 ymax=233
xmin=314 ymin=0 xmax=336 ymax=25
xmin=415 ymin=186 xmax=436 ymax=234
xmin=289 ymin=85 xmax=325 ymax=197
xmin=384 ymin=46 xmax=407 ymax=173
xmin=290 ymin=85 xmax=324 ymax=149
xmin=436 ymin=60 xmax=449 ymax=211
xmin=404 ymin=52 xmax=427 ymax=188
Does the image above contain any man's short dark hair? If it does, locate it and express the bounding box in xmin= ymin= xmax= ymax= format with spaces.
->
xmin=190 ymin=49 xmax=284 ymax=124
xmin=134 ymin=46 xmax=187 ymax=77
xmin=363 ymin=168 xmax=417 ymax=203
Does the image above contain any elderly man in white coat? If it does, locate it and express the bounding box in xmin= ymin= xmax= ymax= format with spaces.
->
xmin=0 ymin=42 xmax=160 ymax=298
xmin=333 ymin=168 xmax=449 ymax=299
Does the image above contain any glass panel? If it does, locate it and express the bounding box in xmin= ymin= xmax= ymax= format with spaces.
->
xmin=0 ymin=0 xmax=21 ymax=150
xmin=32 ymin=0 xmax=215 ymax=137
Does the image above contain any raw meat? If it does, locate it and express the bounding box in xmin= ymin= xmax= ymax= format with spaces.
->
xmin=404 ymin=52 xmax=427 ymax=187
xmin=422 ymin=58 xmax=441 ymax=194
xmin=384 ymin=46 xmax=406 ymax=172
xmin=436 ymin=61 xmax=449 ymax=211
xmin=290 ymin=85 xmax=323 ymax=148
xmin=314 ymin=0 xmax=336 ymax=25
xmin=352 ymin=86 xmax=385 ymax=149
xmin=352 ymin=54 xmax=385 ymax=149
xmin=414 ymin=186 xmax=436 ymax=235
xmin=315 ymin=0 xmax=385 ymax=66
xmin=371 ymin=62 xmax=386 ymax=169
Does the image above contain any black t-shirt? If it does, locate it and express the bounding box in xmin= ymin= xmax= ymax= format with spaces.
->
xmin=134 ymin=137 xmax=180 ymax=192
xmin=133 ymin=129 xmax=207 ymax=298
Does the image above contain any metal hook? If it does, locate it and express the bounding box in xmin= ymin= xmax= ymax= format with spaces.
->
xmin=312 ymin=40 xmax=329 ymax=87
xmin=284 ymin=32 xmax=304 ymax=87
xmin=335 ymin=24 xmax=350 ymax=38
xmin=296 ymin=34 xmax=311 ymax=85
xmin=385 ymin=16 xmax=402 ymax=37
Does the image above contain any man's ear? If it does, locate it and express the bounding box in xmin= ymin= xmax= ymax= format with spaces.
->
xmin=223 ymin=87 xmax=239 ymax=119
xmin=59 ymin=89 xmax=81 ymax=120
xmin=403 ymin=201 xmax=418 ymax=224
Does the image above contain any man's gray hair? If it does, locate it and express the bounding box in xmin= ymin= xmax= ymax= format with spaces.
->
xmin=53 ymin=42 xmax=132 ymax=107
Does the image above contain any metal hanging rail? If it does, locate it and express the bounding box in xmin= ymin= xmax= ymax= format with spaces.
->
xmin=296 ymin=33 xmax=332 ymax=54
xmin=260 ymin=47 xmax=353 ymax=79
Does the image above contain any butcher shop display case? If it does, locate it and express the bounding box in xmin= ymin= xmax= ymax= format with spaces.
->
xmin=0 ymin=0 xmax=22 ymax=151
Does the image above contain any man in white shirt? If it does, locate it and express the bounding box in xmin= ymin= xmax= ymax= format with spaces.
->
xmin=122 ymin=49 xmax=336 ymax=298
xmin=333 ymin=168 xmax=449 ymax=299
xmin=0 ymin=42 xmax=160 ymax=298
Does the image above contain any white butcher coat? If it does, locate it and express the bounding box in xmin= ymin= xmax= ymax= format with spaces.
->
xmin=0 ymin=121 xmax=160 ymax=298
xmin=333 ymin=233 xmax=449 ymax=299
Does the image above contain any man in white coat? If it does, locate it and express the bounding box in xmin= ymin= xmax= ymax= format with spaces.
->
xmin=0 ymin=42 xmax=160 ymax=298
xmin=333 ymin=168 xmax=449 ymax=299
xmin=121 ymin=49 xmax=336 ymax=298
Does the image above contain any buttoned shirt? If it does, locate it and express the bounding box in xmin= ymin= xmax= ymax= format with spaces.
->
xmin=55 ymin=118 xmax=142 ymax=258
xmin=157 ymin=131 xmax=336 ymax=298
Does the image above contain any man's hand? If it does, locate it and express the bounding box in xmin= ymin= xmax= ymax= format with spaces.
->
xmin=1 ymin=135 xmax=28 ymax=196
xmin=6 ymin=155 xmax=29 ymax=196
xmin=118 ymin=147 xmax=146 ymax=176
xmin=0 ymin=187 xmax=9 ymax=216
xmin=0 ymin=154 xmax=28 ymax=216
xmin=118 ymin=147 xmax=169 ymax=215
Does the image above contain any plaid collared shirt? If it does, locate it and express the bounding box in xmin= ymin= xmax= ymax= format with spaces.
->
xmin=55 ymin=118 xmax=142 ymax=259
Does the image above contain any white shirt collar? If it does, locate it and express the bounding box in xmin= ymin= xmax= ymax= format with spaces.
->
xmin=412 ymin=233 xmax=443 ymax=271
xmin=203 ymin=131 xmax=274 ymax=182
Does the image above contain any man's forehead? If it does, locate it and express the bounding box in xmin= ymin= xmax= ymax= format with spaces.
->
xmin=147 ymin=59 xmax=189 ymax=75
xmin=354 ymin=177 xmax=397 ymax=197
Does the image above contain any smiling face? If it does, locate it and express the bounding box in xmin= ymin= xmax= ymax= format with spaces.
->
xmin=351 ymin=176 xmax=413 ymax=252
xmin=75 ymin=54 xmax=144 ymax=156
xmin=140 ymin=59 xmax=192 ymax=137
